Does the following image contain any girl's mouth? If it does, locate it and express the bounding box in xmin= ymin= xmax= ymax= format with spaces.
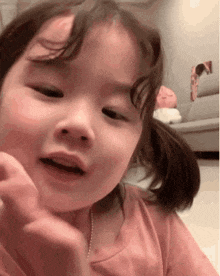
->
xmin=40 ymin=158 xmax=85 ymax=175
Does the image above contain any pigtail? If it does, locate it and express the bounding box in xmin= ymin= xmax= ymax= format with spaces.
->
xmin=138 ymin=118 xmax=200 ymax=213
xmin=125 ymin=13 xmax=200 ymax=213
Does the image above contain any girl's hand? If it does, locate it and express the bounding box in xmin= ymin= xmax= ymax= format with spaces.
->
xmin=0 ymin=152 xmax=90 ymax=276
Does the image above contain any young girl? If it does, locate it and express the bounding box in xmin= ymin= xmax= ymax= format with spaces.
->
xmin=0 ymin=0 xmax=217 ymax=275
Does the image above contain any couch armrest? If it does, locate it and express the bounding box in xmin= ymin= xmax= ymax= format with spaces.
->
xmin=170 ymin=118 xmax=219 ymax=151
xmin=170 ymin=118 xmax=219 ymax=133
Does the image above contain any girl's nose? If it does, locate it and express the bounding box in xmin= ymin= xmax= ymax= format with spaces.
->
xmin=54 ymin=105 xmax=95 ymax=148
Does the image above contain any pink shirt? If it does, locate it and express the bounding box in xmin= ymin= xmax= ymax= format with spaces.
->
xmin=0 ymin=184 xmax=218 ymax=275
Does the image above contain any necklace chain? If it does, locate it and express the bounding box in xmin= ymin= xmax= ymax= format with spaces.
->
xmin=87 ymin=208 xmax=94 ymax=260
xmin=86 ymin=184 xmax=125 ymax=260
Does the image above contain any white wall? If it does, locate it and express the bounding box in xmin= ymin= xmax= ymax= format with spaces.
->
xmin=0 ymin=0 xmax=44 ymax=31
xmin=0 ymin=0 xmax=17 ymax=31
xmin=121 ymin=0 xmax=219 ymax=104
xmin=155 ymin=0 xmax=219 ymax=104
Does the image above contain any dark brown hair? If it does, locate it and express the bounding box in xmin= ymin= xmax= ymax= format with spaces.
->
xmin=0 ymin=0 xmax=200 ymax=212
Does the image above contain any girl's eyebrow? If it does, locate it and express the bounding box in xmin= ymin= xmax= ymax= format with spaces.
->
xmin=114 ymin=85 xmax=133 ymax=95
xmin=26 ymin=58 xmax=71 ymax=78
xmin=27 ymin=60 xmax=134 ymax=92
xmin=105 ymin=81 xmax=133 ymax=95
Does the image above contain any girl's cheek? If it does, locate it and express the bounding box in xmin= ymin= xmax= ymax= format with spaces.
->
xmin=105 ymin=129 xmax=140 ymax=162
xmin=0 ymin=95 xmax=49 ymax=147
xmin=3 ymin=89 xmax=53 ymax=125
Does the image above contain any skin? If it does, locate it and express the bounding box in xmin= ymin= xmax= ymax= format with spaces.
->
xmin=0 ymin=14 xmax=144 ymax=274
xmin=0 ymin=15 xmax=143 ymax=216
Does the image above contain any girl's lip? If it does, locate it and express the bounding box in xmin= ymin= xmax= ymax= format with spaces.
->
xmin=40 ymin=158 xmax=85 ymax=175
xmin=41 ymin=151 xmax=88 ymax=173
xmin=39 ymin=158 xmax=85 ymax=185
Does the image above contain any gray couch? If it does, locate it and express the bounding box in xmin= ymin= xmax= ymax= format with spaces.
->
xmin=170 ymin=72 xmax=219 ymax=152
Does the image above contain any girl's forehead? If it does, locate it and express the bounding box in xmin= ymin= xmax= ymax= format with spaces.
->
xmin=26 ymin=14 xmax=140 ymax=61
xmin=25 ymin=15 xmax=142 ymax=84
xmin=80 ymin=21 xmax=140 ymax=62
xmin=25 ymin=14 xmax=75 ymax=59
xmin=36 ymin=14 xmax=75 ymax=44
xmin=32 ymin=13 xmax=137 ymax=46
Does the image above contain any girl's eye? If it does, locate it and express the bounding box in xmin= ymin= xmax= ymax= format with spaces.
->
xmin=32 ymin=86 xmax=64 ymax=98
xmin=102 ymin=108 xmax=126 ymax=121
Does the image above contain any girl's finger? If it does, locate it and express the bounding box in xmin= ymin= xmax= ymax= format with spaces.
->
xmin=0 ymin=152 xmax=45 ymax=223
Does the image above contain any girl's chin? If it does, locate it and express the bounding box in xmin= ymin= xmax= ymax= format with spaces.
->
xmin=34 ymin=178 xmax=92 ymax=212
xmin=39 ymin=191 xmax=92 ymax=213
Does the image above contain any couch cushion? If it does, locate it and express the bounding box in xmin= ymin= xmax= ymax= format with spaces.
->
xmin=170 ymin=118 xmax=219 ymax=151
xmin=177 ymin=103 xmax=192 ymax=122
xmin=187 ymin=94 xmax=219 ymax=122
xmin=171 ymin=117 xmax=219 ymax=133
xmin=197 ymin=73 xmax=219 ymax=97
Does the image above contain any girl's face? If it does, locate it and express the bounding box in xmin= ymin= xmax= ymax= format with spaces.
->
xmin=0 ymin=15 xmax=143 ymax=212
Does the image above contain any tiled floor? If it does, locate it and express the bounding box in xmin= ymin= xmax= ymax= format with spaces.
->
xmin=179 ymin=159 xmax=219 ymax=273
xmin=124 ymin=159 xmax=219 ymax=273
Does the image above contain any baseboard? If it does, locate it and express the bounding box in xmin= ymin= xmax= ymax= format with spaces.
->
xmin=194 ymin=152 xmax=219 ymax=160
